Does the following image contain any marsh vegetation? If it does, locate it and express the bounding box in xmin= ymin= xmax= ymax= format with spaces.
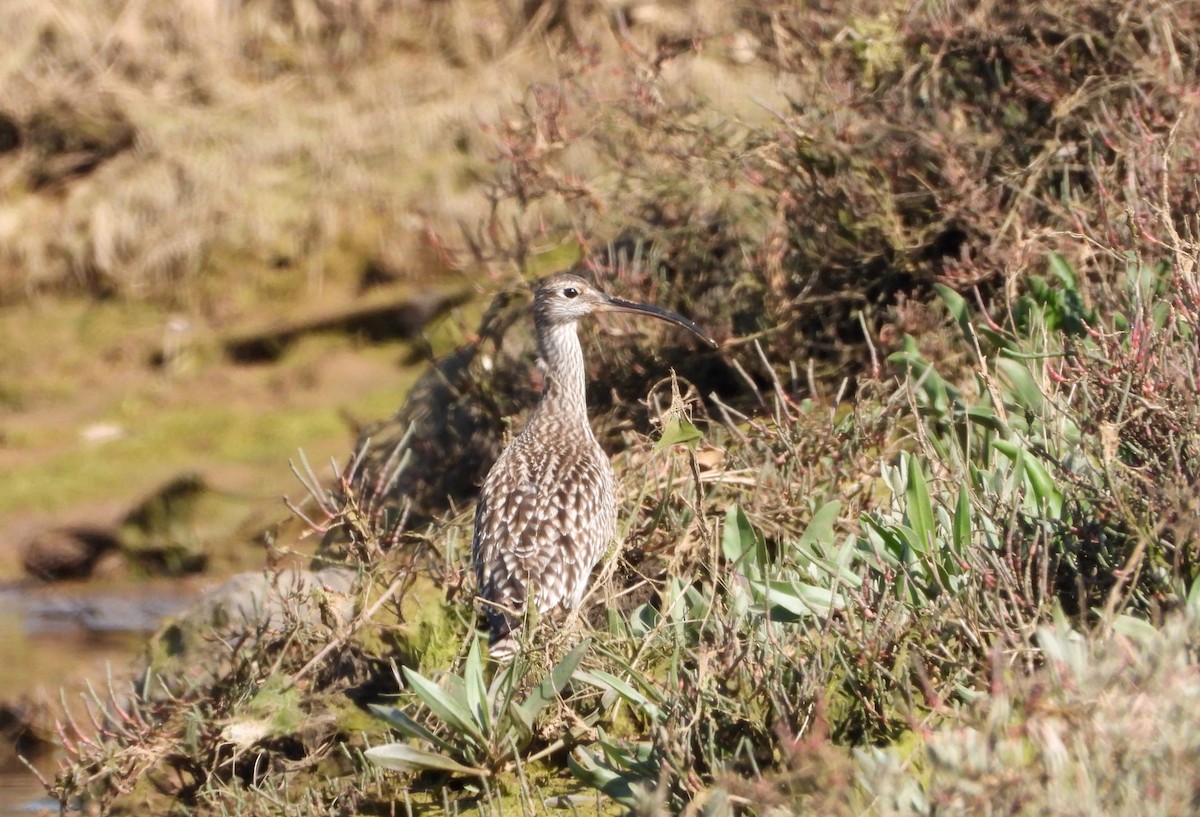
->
xmin=1 ymin=0 xmax=1199 ymax=815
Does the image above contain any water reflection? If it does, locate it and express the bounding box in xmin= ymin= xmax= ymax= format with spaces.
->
xmin=0 ymin=581 xmax=200 ymax=815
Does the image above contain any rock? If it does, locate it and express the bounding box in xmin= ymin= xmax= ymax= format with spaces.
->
xmin=20 ymin=526 xmax=121 ymax=581
xmin=143 ymin=567 xmax=358 ymax=698
xmin=186 ymin=566 xmax=357 ymax=635
xmin=117 ymin=473 xmax=212 ymax=576
xmin=0 ymin=698 xmax=53 ymax=770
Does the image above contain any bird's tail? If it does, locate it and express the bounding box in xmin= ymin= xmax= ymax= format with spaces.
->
xmin=484 ymin=603 xmax=522 ymax=663
xmin=487 ymin=630 xmax=519 ymax=663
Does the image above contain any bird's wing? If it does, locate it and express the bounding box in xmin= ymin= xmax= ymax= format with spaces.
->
xmin=472 ymin=441 xmax=615 ymax=619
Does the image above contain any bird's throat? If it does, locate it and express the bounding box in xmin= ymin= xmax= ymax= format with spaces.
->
xmin=536 ymin=321 xmax=589 ymax=424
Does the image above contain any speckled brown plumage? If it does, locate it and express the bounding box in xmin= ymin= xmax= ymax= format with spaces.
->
xmin=472 ymin=272 xmax=717 ymax=661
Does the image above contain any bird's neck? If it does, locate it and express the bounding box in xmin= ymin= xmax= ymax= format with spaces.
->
xmin=535 ymin=321 xmax=589 ymax=424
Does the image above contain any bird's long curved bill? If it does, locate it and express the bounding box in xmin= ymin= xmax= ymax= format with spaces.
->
xmin=602 ymin=295 xmax=719 ymax=348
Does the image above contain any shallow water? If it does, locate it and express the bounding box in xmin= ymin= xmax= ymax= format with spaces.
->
xmin=0 ymin=581 xmax=201 ymax=815
xmin=0 ymin=775 xmax=53 ymax=817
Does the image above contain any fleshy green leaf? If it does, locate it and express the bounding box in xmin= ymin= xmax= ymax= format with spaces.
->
xmin=965 ymin=405 xmax=1006 ymax=433
xmin=992 ymin=439 xmax=1063 ymax=518
xmin=862 ymin=515 xmax=910 ymax=566
xmin=574 ymin=670 xmax=662 ymax=721
xmin=994 ymin=357 xmax=1043 ymax=413
xmin=518 ymin=639 xmax=589 ymax=724
xmin=1111 ymin=615 xmax=1159 ymax=644
xmin=654 ymin=414 xmax=703 ymax=451
xmin=401 ymin=667 xmax=487 ymax=748
xmin=894 ymin=525 xmax=927 ymax=561
xmin=568 ymin=747 xmax=643 ymax=808
xmin=463 ymin=637 xmax=490 ymax=737
xmin=832 ymin=534 xmax=863 ymax=584
xmin=904 ymin=453 xmax=936 ymax=555
xmin=1048 ymin=252 xmax=1078 ymax=288
xmin=798 ymin=501 xmax=841 ymax=552
xmin=1189 ymin=576 xmax=1200 ymax=615
xmin=506 ymin=700 xmax=534 ymax=748
xmin=369 ymin=703 xmax=458 ymax=757
xmin=722 ymin=505 xmax=765 ymax=570
xmin=366 ymin=743 xmax=488 ymax=776
xmin=935 ymin=283 xmax=973 ymax=344
xmin=952 ymin=486 xmax=971 ymax=554
xmin=889 ymin=340 xmax=954 ymax=415
xmin=1020 ymin=451 xmax=1063 ymax=518
xmin=746 ymin=578 xmax=840 ymax=617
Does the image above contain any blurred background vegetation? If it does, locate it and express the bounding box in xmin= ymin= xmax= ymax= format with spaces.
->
xmin=1 ymin=0 xmax=1199 ymax=815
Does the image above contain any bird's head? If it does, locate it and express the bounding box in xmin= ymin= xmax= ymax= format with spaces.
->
xmin=532 ymin=272 xmax=718 ymax=348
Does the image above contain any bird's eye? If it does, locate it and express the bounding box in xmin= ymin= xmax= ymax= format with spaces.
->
xmin=563 ymin=287 xmax=579 ymax=299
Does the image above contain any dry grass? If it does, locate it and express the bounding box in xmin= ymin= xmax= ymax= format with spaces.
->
xmin=0 ymin=0 xmax=562 ymax=307
xmin=0 ymin=0 xmax=795 ymax=312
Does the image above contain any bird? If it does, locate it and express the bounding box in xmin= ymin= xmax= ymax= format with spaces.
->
xmin=471 ymin=272 xmax=718 ymax=661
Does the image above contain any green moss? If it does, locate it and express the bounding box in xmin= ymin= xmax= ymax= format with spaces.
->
xmin=420 ymin=297 xmax=487 ymax=359
xmin=846 ymin=12 xmax=905 ymax=86
xmin=526 ymin=242 xmax=582 ymax=279
xmin=241 ymin=676 xmax=306 ymax=735
xmin=328 ymin=694 xmax=385 ymax=736
xmin=0 ymin=354 xmax=421 ymax=519
xmin=397 ymin=574 xmax=467 ymax=672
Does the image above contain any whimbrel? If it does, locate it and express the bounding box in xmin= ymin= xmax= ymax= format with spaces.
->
xmin=472 ymin=272 xmax=718 ymax=660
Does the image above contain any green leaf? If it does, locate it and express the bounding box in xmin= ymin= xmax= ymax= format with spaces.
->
xmin=1111 ymin=615 xmax=1159 ymax=644
xmin=365 ymin=743 xmax=488 ymax=776
xmin=504 ymin=686 xmax=532 ymax=743
xmin=597 ymin=735 xmax=657 ymax=770
xmin=991 ymin=440 xmax=1063 ymax=518
xmin=1188 ymin=576 xmax=1200 ymax=615
xmin=832 ymin=534 xmax=863 ymax=582
xmin=625 ymin=602 xmax=660 ymax=638
xmin=486 ymin=660 xmax=518 ymax=730
xmin=518 ymin=639 xmax=590 ymax=725
xmin=935 ymin=283 xmax=973 ymax=344
xmin=574 ymin=670 xmax=662 ymax=721
xmin=568 ymin=747 xmax=643 ymax=808
xmin=994 ymin=357 xmax=1043 ymax=413
xmin=463 ymin=637 xmax=490 ymax=737
xmin=952 ymin=486 xmax=971 ymax=555
xmin=401 ymin=667 xmax=487 ymax=748
xmin=991 ymin=438 xmax=1020 ymax=463
xmin=506 ymin=700 xmax=534 ymax=748
xmin=904 ymin=453 xmax=936 ymax=555
xmin=1047 ymin=252 xmax=1078 ymax=289
xmin=894 ymin=525 xmax=928 ymax=560
xmin=1020 ymin=451 xmax=1063 ymax=518
xmin=889 ymin=341 xmax=953 ymax=415
xmin=799 ymin=532 xmax=863 ymax=587
xmin=861 ymin=516 xmax=910 ymax=566
xmin=369 ymin=703 xmax=459 ymax=757
xmin=978 ymin=324 xmax=1017 ymax=351
xmin=654 ymin=414 xmax=703 ymax=451
xmin=746 ymin=578 xmax=840 ymax=618
xmin=722 ymin=505 xmax=765 ymax=570
xmin=661 ymin=576 xmax=690 ymax=624
xmin=797 ymin=501 xmax=841 ymax=552
xmin=965 ymin=405 xmax=1006 ymax=433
